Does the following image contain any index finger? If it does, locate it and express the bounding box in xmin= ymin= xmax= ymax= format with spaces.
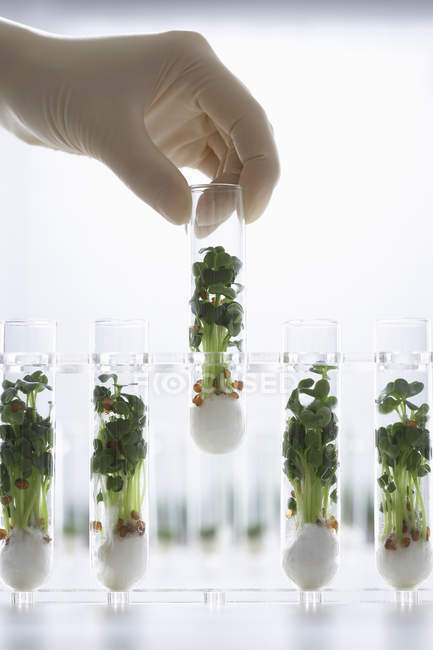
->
xmin=198 ymin=62 xmax=280 ymax=222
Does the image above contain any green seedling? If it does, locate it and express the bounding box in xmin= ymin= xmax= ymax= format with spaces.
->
xmin=190 ymin=245 xmax=244 ymax=402
xmin=199 ymin=525 xmax=217 ymax=541
xmin=0 ymin=372 xmax=53 ymax=536
xmin=282 ymin=364 xmax=338 ymax=527
xmin=247 ymin=523 xmax=265 ymax=539
xmin=91 ymin=374 xmax=147 ymax=534
xmin=376 ymin=378 xmax=431 ymax=544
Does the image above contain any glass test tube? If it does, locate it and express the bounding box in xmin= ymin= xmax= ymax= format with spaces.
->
xmin=281 ymin=319 xmax=341 ymax=597
xmin=90 ymin=319 xmax=149 ymax=596
xmin=188 ymin=183 xmax=246 ymax=455
xmin=375 ymin=319 xmax=432 ymax=597
xmin=0 ymin=320 xmax=56 ymax=597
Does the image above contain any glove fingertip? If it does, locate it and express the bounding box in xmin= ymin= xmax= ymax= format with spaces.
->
xmin=158 ymin=183 xmax=192 ymax=225
xmin=240 ymin=156 xmax=280 ymax=223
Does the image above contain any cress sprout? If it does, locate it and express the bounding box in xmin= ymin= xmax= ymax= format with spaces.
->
xmin=281 ymin=363 xmax=340 ymax=590
xmin=189 ymin=245 xmax=244 ymax=405
xmin=91 ymin=373 xmax=146 ymax=538
xmin=247 ymin=523 xmax=265 ymax=539
xmin=282 ymin=364 xmax=338 ymax=529
xmin=0 ymin=372 xmax=53 ymax=542
xmin=376 ymin=378 xmax=431 ymax=547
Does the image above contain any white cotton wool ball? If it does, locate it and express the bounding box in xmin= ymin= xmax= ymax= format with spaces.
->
xmin=190 ymin=395 xmax=244 ymax=454
xmin=377 ymin=539 xmax=433 ymax=589
xmin=96 ymin=534 xmax=148 ymax=591
xmin=282 ymin=523 xmax=339 ymax=590
xmin=0 ymin=528 xmax=52 ymax=590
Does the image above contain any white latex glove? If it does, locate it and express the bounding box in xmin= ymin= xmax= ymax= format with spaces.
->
xmin=0 ymin=19 xmax=279 ymax=225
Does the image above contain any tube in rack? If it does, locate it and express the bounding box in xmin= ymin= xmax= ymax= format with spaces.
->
xmin=90 ymin=320 xmax=149 ymax=592
xmin=281 ymin=320 xmax=341 ymax=592
xmin=375 ymin=319 xmax=433 ymax=590
xmin=0 ymin=320 xmax=56 ymax=592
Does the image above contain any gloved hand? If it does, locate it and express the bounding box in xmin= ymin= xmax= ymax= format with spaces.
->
xmin=0 ymin=19 xmax=279 ymax=225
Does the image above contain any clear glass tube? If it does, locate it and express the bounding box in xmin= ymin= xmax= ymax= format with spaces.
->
xmin=281 ymin=319 xmax=341 ymax=593
xmin=188 ymin=184 xmax=246 ymax=455
xmin=375 ymin=318 xmax=432 ymax=591
xmin=90 ymin=320 xmax=149 ymax=592
xmin=152 ymin=361 xmax=189 ymax=550
xmin=0 ymin=320 xmax=56 ymax=592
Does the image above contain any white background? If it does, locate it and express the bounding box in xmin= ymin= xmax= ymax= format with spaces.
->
xmin=1 ymin=6 xmax=432 ymax=355
xmin=0 ymin=2 xmax=433 ymax=603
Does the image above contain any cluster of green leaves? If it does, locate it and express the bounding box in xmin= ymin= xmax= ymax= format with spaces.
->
xmin=376 ymin=378 xmax=431 ymax=541
xmin=199 ymin=525 xmax=217 ymax=540
xmin=189 ymin=246 xmax=244 ymax=353
xmin=157 ymin=527 xmax=176 ymax=543
xmin=0 ymin=371 xmax=53 ymax=531
xmin=91 ymin=374 xmax=146 ymax=519
xmin=282 ymin=364 xmax=338 ymax=524
xmin=247 ymin=523 xmax=265 ymax=539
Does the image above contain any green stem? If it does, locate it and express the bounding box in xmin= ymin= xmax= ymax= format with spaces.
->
xmin=201 ymin=321 xmax=232 ymax=398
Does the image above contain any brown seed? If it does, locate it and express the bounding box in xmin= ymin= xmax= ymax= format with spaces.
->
xmin=230 ymin=391 xmax=239 ymax=400
xmin=131 ymin=510 xmax=140 ymax=521
xmin=40 ymin=518 xmax=45 ymax=528
xmin=43 ymin=535 xmax=52 ymax=544
xmin=224 ymin=368 xmax=231 ymax=379
xmin=232 ymin=380 xmax=244 ymax=391
xmin=1 ymin=496 xmax=12 ymax=506
xmin=91 ymin=521 xmax=102 ymax=532
xmin=102 ymin=398 xmax=113 ymax=413
xmin=15 ymin=478 xmax=29 ymax=490
xmin=193 ymin=382 xmax=202 ymax=393
xmin=0 ymin=529 xmax=8 ymax=540
xmin=408 ymin=420 xmax=418 ymax=427
xmin=412 ymin=530 xmax=420 ymax=542
xmin=407 ymin=502 xmax=411 ymax=512
xmin=137 ymin=520 xmax=146 ymax=534
xmin=385 ymin=538 xmax=396 ymax=550
xmin=114 ymin=518 xmax=124 ymax=531
xmin=402 ymin=521 xmax=408 ymax=533
xmin=326 ymin=516 xmax=338 ymax=533
xmin=193 ymin=394 xmax=203 ymax=407
xmin=9 ymin=522 xmax=13 ymax=530
xmin=11 ymin=402 xmax=21 ymax=413
xmin=316 ymin=519 xmax=323 ymax=526
xmin=291 ymin=490 xmax=295 ymax=498
xmin=401 ymin=537 xmax=411 ymax=547
xmin=427 ymin=526 xmax=431 ymax=542
xmin=119 ymin=525 xmax=128 ymax=538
